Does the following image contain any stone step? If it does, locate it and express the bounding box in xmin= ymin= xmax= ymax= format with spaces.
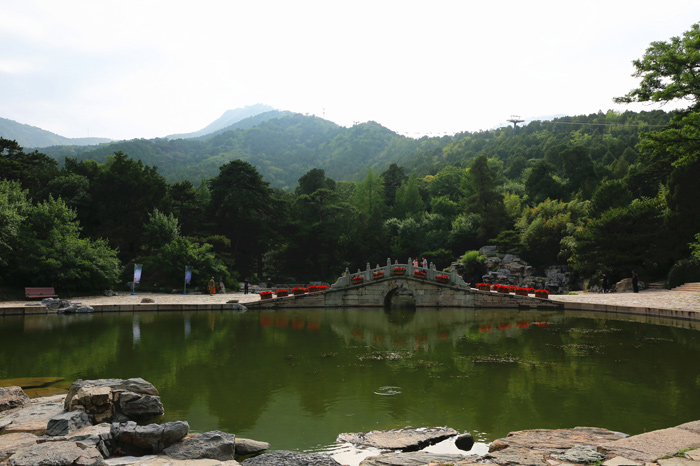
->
xmin=646 ymin=281 xmax=666 ymax=290
xmin=673 ymin=282 xmax=700 ymax=292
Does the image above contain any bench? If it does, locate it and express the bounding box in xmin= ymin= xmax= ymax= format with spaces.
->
xmin=25 ymin=287 xmax=58 ymax=299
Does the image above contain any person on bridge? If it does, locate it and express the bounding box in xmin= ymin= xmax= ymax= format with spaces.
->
xmin=413 ymin=258 xmax=419 ymax=267
xmin=422 ymin=257 xmax=428 ymax=268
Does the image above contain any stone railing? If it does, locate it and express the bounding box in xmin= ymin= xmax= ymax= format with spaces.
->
xmin=332 ymin=258 xmax=469 ymax=289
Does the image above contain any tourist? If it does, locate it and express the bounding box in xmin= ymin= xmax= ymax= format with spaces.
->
xmin=413 ymin=258 xmax=419 ymax=267
xmin=244 ymin=278 xmax=249 ymax=295
xmin=601 ymin=274 xmax=610 ymax=293
xmin=208 ymin=277 xmax=216 ymax=296
xmin=422 ymin=257 xmax=428 ymax=269
xmin=632 ymin=271 xmax=639 ymax=293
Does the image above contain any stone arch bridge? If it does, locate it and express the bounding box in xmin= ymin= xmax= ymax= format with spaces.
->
xmin=247 ymin=259 xmax=561 ymax=310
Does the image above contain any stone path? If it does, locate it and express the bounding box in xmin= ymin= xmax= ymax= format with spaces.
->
xmin=550 ymin=289 xmax=700 ymax=312
xmin=2 ymin=288 xmax=699 ymax=312
xmin=0 ymin=292 xmax=262 ymax=309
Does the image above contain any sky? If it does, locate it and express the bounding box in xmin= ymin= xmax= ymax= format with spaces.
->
xmin=1 ymin=1 xmax=699 ymax=141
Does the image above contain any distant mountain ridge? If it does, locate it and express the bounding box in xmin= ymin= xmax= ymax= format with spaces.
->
xmin=0 ymin=117 xmax=112 ymax=149
xmin=166 ymin=104 xmax=276 ymax=139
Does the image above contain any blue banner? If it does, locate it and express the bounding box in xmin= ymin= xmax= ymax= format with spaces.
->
xmin=133 ymin=264 xmax=143 ymax=284
xmin=185 ymin=266 xmax=193 ymax=284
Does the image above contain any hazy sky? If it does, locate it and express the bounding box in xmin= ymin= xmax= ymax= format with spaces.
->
xmin=2 ymin=1 xmax=699 ymax=140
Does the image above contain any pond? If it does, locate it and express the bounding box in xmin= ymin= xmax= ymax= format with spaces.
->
xmin=2 ymin=307 xmax=700 ymax=457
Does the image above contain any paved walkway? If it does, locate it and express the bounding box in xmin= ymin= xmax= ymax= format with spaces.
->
xmin=2 ymin=289 xmax=700 ymax=309
xmin=0 ymin=291 xmax=262 ymax=308
xmin=550 ymin=289 xmax=700 ymax=312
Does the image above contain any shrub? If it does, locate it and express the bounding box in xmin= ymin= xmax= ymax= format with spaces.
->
xmin=667 ymin=257 xmax=700 ymax=289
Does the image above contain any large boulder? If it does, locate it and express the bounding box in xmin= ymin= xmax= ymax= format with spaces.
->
xmin=8 ymin=441 xmax=105 ymax=466
xmin=109 ymin=420 xmax=189 ymax=456
xmin=337 ymin=427 xmax=459 ymax=451
xmin=163 ymin=430 xmax=236 ymax=460
xmin=64 ymin=379 xmax=163 ymax=423
xmin=45 ymin=410 xmax=91 ymax=437
xmin=242 ymin=450 xmax=341 ymax=466
xmin=0 ymin=386 xmax=30 ymax=412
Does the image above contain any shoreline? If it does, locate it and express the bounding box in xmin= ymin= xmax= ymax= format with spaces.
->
xmin=1 ymin=289 xmax=699 ymax=322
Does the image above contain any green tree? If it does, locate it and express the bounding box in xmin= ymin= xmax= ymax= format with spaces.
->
xmin=517 ymin=199 xmax=587 ymax=266
xmin=588 ymin=179 xmax=633 ymax=217
xmin=0 ymin=138 xmax=58 ymax=196
xmin=285 ymin=169 xmax=352 ymax=279
xmin=141 ymin=237 xmax=228 ymax=290
xmin=13 ymin=196 xmax=121 ymax=291
xmin=380 ymin=163 xmax=407 ymax=208
xmin=394 ymin=173 xmax=424 ymax=219
xmin=525 ymin=160 xmax=563 ymax=204
xmin=569 ymin=197 xmax=667 ymax=279
xmin=169 ymin=180 xmax=203 ymax=235
xmin=207 ymin=160 xmax=281 ymax=278
xmin=0 ymin=180 xmax=30 ymax=269
xmin=614 ymin=23 xmax=700 ymax=114
xmin=427 ymin=166 xmax=467 ymax=202
xmin=466 ymin=155 xmax=508 ymax=242
xmin=351 ymin=168 xmax=387 ymax=264
xmin=691 ymin=233 xmax=700 ymax=261
xmin=143 ymin=209 xmax=180 ymax=253
xmin=81 ymin=152 xmax=170 ymax=260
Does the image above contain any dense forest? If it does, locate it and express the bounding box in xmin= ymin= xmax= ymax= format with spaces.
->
xmin=2 ymin=24 xmax=700 ymax=295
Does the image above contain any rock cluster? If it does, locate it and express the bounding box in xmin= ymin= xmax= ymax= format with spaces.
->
xmin=0 ymin=379 xmax=271 ymax=466
xmin=41 ymin=298 xmax=95 ymax=313
xmin=477 ymin=247 xmax=571 ymax=293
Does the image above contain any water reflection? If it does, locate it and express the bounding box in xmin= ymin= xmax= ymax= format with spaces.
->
xmin=2 ymin=308 xmax=700 ymax=453
xmin=132 ymin=315 xmax=141 ymax=346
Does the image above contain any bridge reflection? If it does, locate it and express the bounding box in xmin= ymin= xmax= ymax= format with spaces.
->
xmin=256 ymin=308 xmax=561 ymax=352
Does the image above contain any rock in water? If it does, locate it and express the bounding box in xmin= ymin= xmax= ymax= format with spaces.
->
xmin=164 ymin=430 xmax=236 ymax=460
xmin=455 ymin=432 xmax=475 ymax=451
xmin=235 ymin=437 xmax=271 ymax=456
xmin=337 ymin=427 xmax=459 ymax=451
xmin=242 ymin=450 xmax=341 ymax=466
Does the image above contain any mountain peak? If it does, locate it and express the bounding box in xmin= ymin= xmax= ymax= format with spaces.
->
xmin=166 ymin=104 xmax=276 ymax=140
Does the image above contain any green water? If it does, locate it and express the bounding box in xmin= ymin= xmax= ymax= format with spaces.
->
xmin=2 ymin=308 xmax=700 ymax=452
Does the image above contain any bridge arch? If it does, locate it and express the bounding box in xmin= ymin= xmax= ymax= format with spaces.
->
xmin=383 ymin=283 xmax=416 ymax=309
xmin=246 ymin=258 xmax=562 ymax=310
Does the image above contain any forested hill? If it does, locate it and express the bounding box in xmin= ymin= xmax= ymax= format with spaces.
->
xmin=41 ymin=109 xmax=672 ymax=191
xmin=43 ymin=113 xmax=425 ymax=190
xmin=0 ymin=117 xmax=111 ymax=148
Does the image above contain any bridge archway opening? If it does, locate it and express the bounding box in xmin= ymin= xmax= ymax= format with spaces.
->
xmin=383 ymin=286 xmax=416 ymax=324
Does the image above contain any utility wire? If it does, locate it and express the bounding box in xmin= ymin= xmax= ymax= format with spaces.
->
xmin=545 ymin=120 xmax=667 ymax=128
